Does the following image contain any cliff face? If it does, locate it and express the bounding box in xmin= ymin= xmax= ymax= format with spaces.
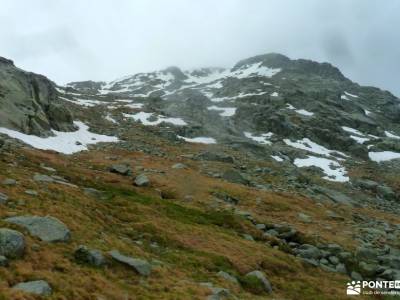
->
xmin=0 ymin=57 xmax=75 ymax=136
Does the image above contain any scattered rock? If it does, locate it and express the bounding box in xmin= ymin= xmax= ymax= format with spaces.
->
xmin=298 ymin=213 xmax=312 ymax=223
xmin=242 ymin=270 xmax=272 ymax=294
xmin=33 ymin=174 xmax=54 ymax=183
xmin=0 ymin=255 xmax=8 ymax=266
xmin=109 ymin=250 xmax=151 ymax=276
xmin=5 ymin=215 xmax=71 ymax=243
xmin=74 ymin=245 xmax=106 ymax=267
xmin=83 ymin=188 xmax=108 ymax=200
xmin=196 ymin=152 xmax=234 ymax=163
xmin=134 ymin=174 xmax=150 ymax=187
xmin=296 ymin=244 xmax=322 ymax=260
xmin=0 ymin=192 xmax=9 ymax=204
xmin=109 ymin=164 xmax=132 ymax=176
xmin=13 ymin=280 xmax=52 ymax=296
xmin=172 ymin=163 xmax=186 ymax=169
xmin=217 ymin=271 xmax=239 ymax=284
xmin=2 ymin=178 xmax=16 ymax=186
xmin=222 ymin=170 xmax=249 ymax=185
xmin=25 ymin=190 xmax=38 ymax=196
xmin=377 ymin=185 xmax=396 ymax=201
xmin=0 ymin=228 xmax=25 ymax=258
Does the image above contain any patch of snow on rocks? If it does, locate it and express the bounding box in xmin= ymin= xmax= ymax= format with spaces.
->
xmin=369 ymin=151 xmax=400 ymax=162
xmin=271 ymin=155 xmax=284 ymax=162
xmin=230 ymin=62 xmax=281 ymax=79
xmin=0 ymin=121 xmax=119 ymax=154
xmin=123 ymin=112 xmax=187 ymax=126
xmin=294 ymin=156 xmax=349 ymax=182
xmin=284 ymin=138 xmax=347 ymax=159
xmin=295 ymin=109 xmax=314 ymax=117
xmin=385 ymin=131 xmax=400 ymax=140
xmin=105 ymin=115 xmax=118 ymax=124
xmin=178 ymin=136 xmax=217 ymax=144
xmin=207 ymin=106 xmax=236 ymax=117
xmin=244 ymin=132 xmax=273 ymax=145
xmin=344 ymin=91 xmax=359 ymax=98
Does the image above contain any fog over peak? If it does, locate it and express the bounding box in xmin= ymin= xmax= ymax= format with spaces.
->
xmin=1 ymin=0 xmax=399 ymax=96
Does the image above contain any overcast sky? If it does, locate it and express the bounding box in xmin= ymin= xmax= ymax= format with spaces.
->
xmin=0 ymin=0 xmax=399 ymax=95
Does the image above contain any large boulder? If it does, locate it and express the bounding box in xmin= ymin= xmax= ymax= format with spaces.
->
xmin=0 ymin=228 xmax=25 ymax=258
xmin=0 ymin=56 xmax=75 ymax=136
xmin=74 ymin=245 xmax=106 ymax=267
xmin=13 ymin=280 xmax=52 ymax=296
xmin=109 ymin=250 xmax=151 ymax=276
xmin=242 ymin=270 xmax=272 ymax=294
xmin=5 ymin=215 xmax=71 ymax=243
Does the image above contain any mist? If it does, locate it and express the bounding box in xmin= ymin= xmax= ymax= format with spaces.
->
xmin=0 ymin=0 xmax=399 ymax=96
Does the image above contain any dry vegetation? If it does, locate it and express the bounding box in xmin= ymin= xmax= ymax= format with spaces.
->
xmin=1 ymin=142 xmax=395 ymax=299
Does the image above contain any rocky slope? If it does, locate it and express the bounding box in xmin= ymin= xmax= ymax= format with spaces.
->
xmin=0 ymin=57 xmax=75 ymax=137
xmin=0 ymin=53 xmax=400 ymax=299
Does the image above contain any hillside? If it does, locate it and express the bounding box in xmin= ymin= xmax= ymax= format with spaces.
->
xmin=0 ymin=53 xmax=400 ymax=299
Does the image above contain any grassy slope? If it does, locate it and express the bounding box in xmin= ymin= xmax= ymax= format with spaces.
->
xmin=0 ymin=143 xmax=394 ymax=299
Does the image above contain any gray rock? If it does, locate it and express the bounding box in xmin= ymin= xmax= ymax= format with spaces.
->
xmin=0 ymin=255 xmax=8 ymax=266
xmin=109 ymin=250 xmax=151 ymax=276
xmin=13 ymin=280 xmax=52 ymax=296
xmin=255 ymin=224 xmax=266 ymax=230
xmin=377 ymin=185 xmax=396 ymax=201
xmin=83 ymin=188 xmax=107 ymax=200
xmin=217 ymin=271 xmax=238 ymax=284
xmin=0 ymin=228 xmax=25 ymax=258
xmin=328 ymin=256 xmax=340 ymax=265
xmin=312 ymin=186 xmax=353 ymax=205
xmin=0 ymin=56 xmax=75 ymax=136
xmin=335 ymin=263 xmax=347 ymax=274
xmin=5 ymin=215 xmax=70 ymax=243
xmin=172 ymin=163 xmax=186 ymax=169
xmin=109 ymin=164 xmax=132 ymax=176
xmin=242 ymin=234 xmax=254 ymax=241
xmin=353 ymin=179 xmax=379 ymax=190
xmin=296 ymin=244 xmax=322 ymax=260
xmin=208 ymin=287 xmax=235 ymax=300
xmin=244 ymin=270 xmax=272 ymax=293
xmin=2 ymin=178 xmax=16 ymax=186
xmin=25 ymin=190 xmax=38 ymax=196
xmin=301 ymin=258 xmax=320 ymax=267
xmin=359 ymin=261 xmax=378 ymax=277
xmin=0 ymin=192 xmax=9 ymax=204
xmin=33 ymin=174 xmax=54 ymax=183
xmin=196 ymin=152 xmax=234 ymax=163
xmin=351 ymin=271 xmax=363 ymax=281
xmin=74 ymin=245 xmax=106 ymax=267
xmin=222 ymin=170 xmax=249 ymax=185
xmin=297 ymin=213 xmax=312 ymax=223
xmin=134 ymin=174 xmax=150 ymax=187
xmin=355 ymin=246 xmax=378 ymax=262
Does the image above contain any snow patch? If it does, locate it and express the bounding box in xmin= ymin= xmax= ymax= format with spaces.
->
xmin=178 ymin=136 xmax=216 ymax=144
xmin=207 ymin=106 xmax=236 ymax=117
xmin=271 ymin=155 xmax=284 ymax=162
xmin=385 ymin=131 xmax=400 ymax=140
xmin=0 ymin=121 xmax=118 ymax=155
xmin=369 ymin=151 xmax=400 ymax=162
xmin=123 ymin=112 xmax=187 ymax=126
xmin=244 ymin=132 xmax=273 ymax=145
xmin=284 ymin=138 xmax=347 ymax=159
xmin=230 ymin=62 xmax=281 ymax=79
xmin=295 ymin=109 xmax=314 ymax=117
xmin=294 ymin=156 xmax=349 ymax=182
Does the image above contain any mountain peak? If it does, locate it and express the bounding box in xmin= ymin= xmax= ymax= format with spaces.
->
xmin=0 ymin=56 xmax=14 ymax=66
xmin=233 ymin=53 xmax=291 ymax=70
